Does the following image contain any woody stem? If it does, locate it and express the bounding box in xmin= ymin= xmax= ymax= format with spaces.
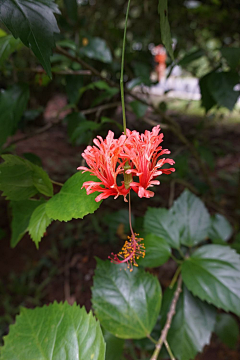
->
xmin=120 ymin=0 xmax=131 ymax=135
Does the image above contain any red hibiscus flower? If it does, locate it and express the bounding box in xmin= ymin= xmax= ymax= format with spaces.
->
xmin=78 ymin=125 xmax=175 ymax=202
xmin=122 ymin=125 xmax=175 ymax=198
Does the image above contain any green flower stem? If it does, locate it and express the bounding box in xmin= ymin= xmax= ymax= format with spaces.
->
xmin=120 ymin=0 xmax=131 ymax=135
xmin=164 ymin=340 xmax=176 ymax=360
xmin=51 ymin=179 xmax=63 ymax=187
xmin=147 ymin=334 xmax=158 ymax=344
xmin=169 ymin=266 xmax=182 ymax=289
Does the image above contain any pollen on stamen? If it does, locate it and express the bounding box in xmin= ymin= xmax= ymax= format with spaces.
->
xmin=109 ymin=233 xmax=145 ymax=272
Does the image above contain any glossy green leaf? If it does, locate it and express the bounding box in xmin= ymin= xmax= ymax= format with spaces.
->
xmin=182 ymin=245 xmax=240 ymax=316
xmin=0 ymin=35 xmax=22 ymax=65
xmin=32 ymin=166 xmax=53 ymax=197
xmin=0 ymin=155 xmax=53 ymax=200
xmin=160 ymin=285 xmax=216 ymax=360
xmin=207 ymin=71 xmax=239 ymax=111
xmin=0 ymin=0 xmax=60 ymax=78
xmin=92 ymin=259 xmax=161 ymax=339
xmin=221 ymin=47 xmax=240 ymax=70
xmin=0 ymin=85 xmax=29 ymax=147
xmin=10 ymin=200 xmax=45 ymax=247
xmin=129 ymin=101 xmax=148 ymax=118
xmin=1 ymin=302 xmax=106 ymax=360
xmin=103 ymin=330 xmax=124 ymax=360
xmin=28 ymin=203 xmax=52 ymax=248
xmin=171 ymin=189 xmax=210 ymax=247
xmin=144 ymin=207 xmax=180 ymax=249
xmin=158 ymin=0 xmax=174 ymax=59
xmin=46 ymin=172 xmax=101 ymax=222
xmin=138 ymin=234 xmax=171 ymax=268
xmin=79 ymin=37 xmax=112 ymax=63
xmin=214 ymin=313 xmax=239 ymax=349
xmin=209 ymin=213 xmax=233 ymax=244
xmin=0 ymin=163 xmax=38 ymax=200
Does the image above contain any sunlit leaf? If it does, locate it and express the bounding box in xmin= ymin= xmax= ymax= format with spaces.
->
xmin=28 ymin=203 xmax=52 ymax=248
xmin=46 ymin=172 xmax=101 ymax=221
xmin=10 ymin=199 xmax=45 ymax=247
xmin=1 ymin=302 xmax=106 ymax=360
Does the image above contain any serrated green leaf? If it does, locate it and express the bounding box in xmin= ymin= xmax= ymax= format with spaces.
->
xmin=0 ymin=35 xmax=22 ymax=65
xmin=0 ymin=0 xmax=60 ymax=78
xmin=92 ymin=259 xmax=161 ymax=339
xmin=129 ymin=101 xmax=148 ymax=118
xmin=46 ymin=171 xmax=101 ymax=222
xmin=103 ymin=330 xmax=124 ymax=360
xmin=144 ymin=207 xmax=180 ymax=249
xmin=209 ymin=213 xmax=233 ymax=244
xmin=28 ymin=203 xmax=52 ymax=248
xmin=0 ymin=164 xmax=38 ymax=200
xmin=79 ymin=37 xmax=112 ymax=63
xmin=138 ymin=234 xmax=171 ymax=268
xmin=0 ymin=155 xmax=53 ymax=199
xmin=1 ymin=302 xmax=105 ymax=360
xmin=182 ymin=245 xmax=240 ymax=316
xmin=214 ymin=313 xmax=239 ymax=349
xmin=158 ymin=0 xmax=174 ymax=59
xmin=10 ymin=199 xmax=45 ymax=247
xmin=160 ymin=285 xmax=216 ymax=360
xmin=171 ymin=189 xmax=210 ymax=247
xmin=0 ymin=85 xmax=29 ymax=147
xmin=32 ymin=166 xmax=53 ymax=197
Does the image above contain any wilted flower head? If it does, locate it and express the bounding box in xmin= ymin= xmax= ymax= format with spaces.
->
xmin=78 ymin=125 xmax=175 ymax=201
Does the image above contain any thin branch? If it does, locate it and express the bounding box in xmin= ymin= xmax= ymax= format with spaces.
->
xmin=164 ymin=340 xmax=176 ymax=360
xmin=81 ymin=101 xmax=121 ymax=115
xmin=56 ymin=45 xmax=117 ymax=88
xmin=4 ymin=102 xmax=121 ymax=149
xmin=4 ymin=122 xmax=55 ymax=148
xmin=51 ymin=180 xmax=64 ymax=187
xmin=15 ymin=67 xmax=91 ymax=75
xmin=150 ymin=276 xmax=182 ymax=360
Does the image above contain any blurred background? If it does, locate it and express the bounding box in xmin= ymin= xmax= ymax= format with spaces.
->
xmin=0 ymin=0 xmax=240 ymax=358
